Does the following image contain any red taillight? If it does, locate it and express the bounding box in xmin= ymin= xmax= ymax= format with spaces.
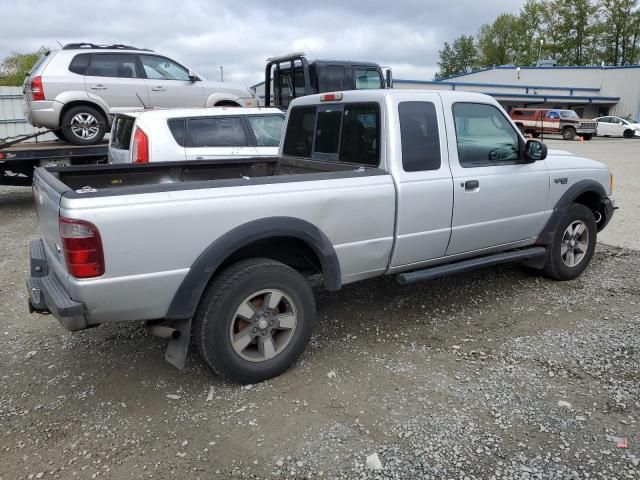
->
xmin=132 ymin=128 xmax=149 ymax=163
xmin=59 ymin=217 xmax=104 ymax=278
xmin=31 ymin=76 xmax=45 ymax=101
xmin=320 ymin=92 xmax=343 ymax=102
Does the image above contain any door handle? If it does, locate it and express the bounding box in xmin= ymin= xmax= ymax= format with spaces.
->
xmin=151 ymin=86 xmax=166 ymax=92
xmin=464 ymin=180 xmax=479 ymax=190
xmin=90 ymin=84 xmax=106 ymax=90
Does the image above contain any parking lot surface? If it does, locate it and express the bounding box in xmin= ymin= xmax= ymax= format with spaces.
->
xmin=1 ymin=137 xmax=639 ymax=479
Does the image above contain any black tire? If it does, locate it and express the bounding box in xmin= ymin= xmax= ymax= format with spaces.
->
xmin=542 ymin=203 xmax=597 ymax=281
xmin=623 ymin=129 xmax=635 ymax=139
xmin=531 ymin=132 xmax=541 ymax=138
xmin=562 ymin=127 xmax=576 ymax=141
xmin=194 ymin=258 xmax=316 ymax=384
xmin=582 ymin=133 xmax=593 ymax=140
xmin=60 ymin=105 xmax=107 ymax=145
xmin=52 ymin=130 xmax=66 ymax=141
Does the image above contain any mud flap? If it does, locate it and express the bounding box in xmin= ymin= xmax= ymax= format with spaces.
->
xmin=165 ymin=318 xmax=191 ymax=370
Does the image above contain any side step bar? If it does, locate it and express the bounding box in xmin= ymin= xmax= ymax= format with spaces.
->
xmin=396 ymin=247 xmax=547 ymax=286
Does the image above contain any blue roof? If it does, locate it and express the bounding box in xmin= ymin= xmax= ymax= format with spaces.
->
xmin=435 ymin=64 xmax=640 ymax=81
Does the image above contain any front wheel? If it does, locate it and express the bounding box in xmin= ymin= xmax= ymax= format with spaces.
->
xmin=623 ymin=129 xmax=635 ymax=139
xmin=562 ymin=127 xmax=576 ymax=141
xmin=194 ymin=258 xmax=316 ymax=384
xmin=542 ymin=203 xmax=597 ymax=281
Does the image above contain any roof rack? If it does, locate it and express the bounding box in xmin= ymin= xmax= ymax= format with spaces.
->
xmin=62 ymin=43 xmax=152 ymax=51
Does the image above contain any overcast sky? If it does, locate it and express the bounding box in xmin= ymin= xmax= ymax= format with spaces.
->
xmin=1 ymin=0 xmax=525 ymax=86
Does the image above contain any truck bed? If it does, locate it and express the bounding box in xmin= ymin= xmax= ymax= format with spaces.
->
xmin=40 ymin=156 xmax=383 ymax=197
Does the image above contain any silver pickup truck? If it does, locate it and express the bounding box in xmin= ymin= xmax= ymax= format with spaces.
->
xmin=27 ymin=90 xmax=615 ymax=384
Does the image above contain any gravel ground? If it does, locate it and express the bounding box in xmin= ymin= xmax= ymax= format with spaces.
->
xmin=1 ymin=148 xmax=639 ymax=480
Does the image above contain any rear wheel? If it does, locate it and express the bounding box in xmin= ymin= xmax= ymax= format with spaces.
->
xmin=562 ymin=127 xmax=576 ymax=141
xmin=542 ymin=203 xmax=597 ymax=281
xmin=194 ymin=258 xmax=316 ymax=384
xmin=60 ymin=105 xmax=107 ymax=145
xmin=623 ymin=129 xmax=635 ymax=139
xmin=52 ymin=130 xmax=66 ymax=141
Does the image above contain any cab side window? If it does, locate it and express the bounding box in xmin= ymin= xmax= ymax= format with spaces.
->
xmin=86 ymin=54 xmax=139 ymax=78
xmin=453 ymin=103 xmax=520 ymax=168
xmin=140 ymin=55 xmax=190 ymax=81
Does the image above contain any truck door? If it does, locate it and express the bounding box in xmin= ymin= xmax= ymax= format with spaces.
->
xmin=444 ymin=101 xmax=549 ymax=256
xmin=389 ymin=93 xmax=454 ymax=268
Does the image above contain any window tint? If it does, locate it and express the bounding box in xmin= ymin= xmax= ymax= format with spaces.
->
xmin=314 ymin=108 xmax=342 ymax=155
xmin=68 ymin=53 xmax=91 ymax=75
xmin=453 ymin=103 xmax=520 ymax=168
xmin=140 ymin=55 xmax=190 ymax=81
xmin=168 ymin=118 xmax=186 ymax=147
xmin=111 ymin=115 xmax=135 ymax=150
xmin=399 ymin=101 xmax=440 ymax=171
xmin=283 ymin=103 xmax=380 ymax=166
xmin=247 ymin=115 xmax=285 ymax=147
xmin=354 ymin=68 xmax=383 ymax=89
xmin=186 ymin=117 xmax=247 ymax=147
xmin=339 ymin=103 xmax=379 ymax=166
xmin=283 ymin=106 xmax=316 ymax=157
xmin=86 ymin=54 xmax=139 ymax=78
xmin=546 ymin=110 xmax=560 ymax=119
xmin=325 ymin=65 xmax=347 ymax=91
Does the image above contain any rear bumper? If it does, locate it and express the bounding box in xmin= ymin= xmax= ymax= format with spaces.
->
xmin=27 ymin=239 xmax=88 ymax=331
xmin=26 ymin=100 xmax=63 ymax=129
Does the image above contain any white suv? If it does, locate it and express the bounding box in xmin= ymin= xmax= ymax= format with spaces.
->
xmin=23 ymin=43 xmax=256 ymax=145
xmin=108 ymin=107 xmax=285 ymax=164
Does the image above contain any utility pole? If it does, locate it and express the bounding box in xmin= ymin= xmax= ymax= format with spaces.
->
xmin=220 ymin=66 xmax=224 ymax=83
xmin=537 ymin=39 xmax=544 ymax=65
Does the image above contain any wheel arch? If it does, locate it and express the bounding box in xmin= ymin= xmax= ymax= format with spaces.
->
xmin=205 ymin=92 xmax=242 ymax=107
xmin=59 ymin=100 xmax=110 ymax=128
xmin=536 ymin=179 xmax=608 ymax=245
xmin=165 ymin=217 xmax=341 ymax=320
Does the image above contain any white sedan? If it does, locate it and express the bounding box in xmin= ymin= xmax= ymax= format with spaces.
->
xmin=594 ymin=116 xmax=640 ymax=138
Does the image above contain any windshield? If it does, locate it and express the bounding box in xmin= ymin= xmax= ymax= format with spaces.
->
xmin=624 ymin=116 xmax=639 ymax=123
xmin=560 ymin=111 xmax=580 ymax=120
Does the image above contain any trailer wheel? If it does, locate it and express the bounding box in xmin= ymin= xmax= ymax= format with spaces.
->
xmin=194 ymin=258 xmax=316 ymax=384
xmin=61 ymin=106 xmax=107 ymax=145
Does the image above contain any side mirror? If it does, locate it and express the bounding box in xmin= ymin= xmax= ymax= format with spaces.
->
xmin=524 ymin=139 xmax=547 ymax=162
xmin=188 ymin=70 xmax=198 ymax=82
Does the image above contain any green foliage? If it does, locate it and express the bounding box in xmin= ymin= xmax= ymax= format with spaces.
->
xmin=434 ymin=0 xmax=640 ymax=79
xmin=0 ymin=47 xmax=49 ymax=87
xmin=435 ymin=35 xmax=478 ymax=79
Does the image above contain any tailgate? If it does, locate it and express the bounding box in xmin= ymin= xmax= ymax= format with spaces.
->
xmin=32 ymin=170 xmax=69 ymax=280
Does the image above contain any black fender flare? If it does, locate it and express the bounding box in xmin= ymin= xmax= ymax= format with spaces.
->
xmin=165 ymin=217 xmax=341 ymax=320
xmin=536 ymin=179 xmax=607 ymax=245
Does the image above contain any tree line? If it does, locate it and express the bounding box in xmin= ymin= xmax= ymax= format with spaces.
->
xmin=435 ymin=0 xmax=640 ymax=79
xmin=0 ymin=47 xmax=48 ymax=87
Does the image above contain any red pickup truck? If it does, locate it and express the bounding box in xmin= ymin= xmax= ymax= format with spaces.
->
xmin=509 ymin=108 xmax=597 ymax=141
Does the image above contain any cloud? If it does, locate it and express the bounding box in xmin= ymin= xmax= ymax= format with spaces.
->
xmin=0 ymin=0 xmax=525 ymax=85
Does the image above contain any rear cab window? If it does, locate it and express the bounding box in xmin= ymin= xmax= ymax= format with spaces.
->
xmin=354 ymin=68 xmax=383 ymax=89
xmin=110 ymin=115 xmax=136 ymax=150
xmin=283 ymin=102 xmax=380 ymax=166
xmin=398 ymin=101 xmax=441 ymax=172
